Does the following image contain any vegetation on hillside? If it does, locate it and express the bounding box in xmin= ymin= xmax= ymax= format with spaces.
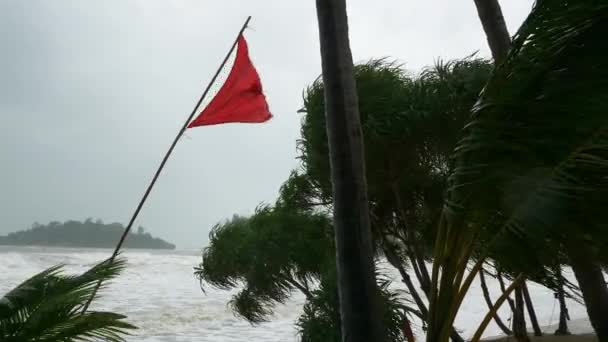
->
xmin=0 ymin=219 xmax=175 ymax=249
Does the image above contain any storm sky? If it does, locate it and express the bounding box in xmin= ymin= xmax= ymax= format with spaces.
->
xmin=0 ymin=0 xmax=533 ymax=248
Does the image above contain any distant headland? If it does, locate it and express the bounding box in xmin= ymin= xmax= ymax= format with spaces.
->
xmin=0 ymin=219 xmax=175 ymax=249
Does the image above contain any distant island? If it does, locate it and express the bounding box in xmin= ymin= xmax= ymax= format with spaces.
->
xmin=0 ymin=219 xmax=175 ymax=249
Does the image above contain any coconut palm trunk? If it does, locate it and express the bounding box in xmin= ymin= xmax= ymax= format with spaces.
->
xmin=522 ymin=281 xmax=542 ymax=336
xmin=314 ymin=0 xmax=384 ymax=341
xmin=566 ymin=240 xmax=608 ymax=341
xmin=554 ymin=266 xmax=571 ymax=336
xmin=472 ymin=0 xmax=511 ymax=64
xmin=513 ymin=286 xmax=530 ymax=342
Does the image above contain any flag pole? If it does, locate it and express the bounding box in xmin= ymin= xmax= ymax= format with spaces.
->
xmin=82 ymin=16 xmax=252 ymax=313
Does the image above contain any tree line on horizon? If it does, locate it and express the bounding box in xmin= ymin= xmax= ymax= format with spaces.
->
xmin=0 ymin=218 xmax=175 ymax=250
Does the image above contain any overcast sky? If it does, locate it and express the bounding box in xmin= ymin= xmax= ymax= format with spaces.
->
xmin=0 ymin=0 xmax=533 ymax=248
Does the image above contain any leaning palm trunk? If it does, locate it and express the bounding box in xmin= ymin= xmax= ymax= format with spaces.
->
xmin=522 ymin=281 xmax=542 ymax=337
xmin=513 ymin=286 xmax=530 ymax=342
xmin=314 ymin=0 xmax=384 ymax=340
xmin=472 ymin=0 xmax=511 ymax=63
xmin=554 ymin=266 xmax=571 ymax=336
xmin=497 ymin=270 xmax=516 ymax=313
xmin=479 ymin=269 xmax=512 ymax=335
xmin=566 ymin=240 xmax=608 ymax=340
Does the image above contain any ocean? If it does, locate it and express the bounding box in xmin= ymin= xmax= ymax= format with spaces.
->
xmin=0 ymin=247 xmax=592 ymax=341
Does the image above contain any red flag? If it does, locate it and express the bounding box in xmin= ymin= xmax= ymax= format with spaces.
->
xmin=188 ymin=35 xmax=272 ymax=127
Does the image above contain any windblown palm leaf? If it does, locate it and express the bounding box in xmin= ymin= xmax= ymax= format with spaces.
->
xmin=449 ymin=0 xmax=608 ymax=254
xmin=429 ymin=1 xmax=608 ymax=341
xmin=0 ymin=257 xmax=136 ymax=342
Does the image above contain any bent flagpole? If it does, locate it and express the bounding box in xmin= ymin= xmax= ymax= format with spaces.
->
xmin=82 ymin=16 xmax=252 ymax=313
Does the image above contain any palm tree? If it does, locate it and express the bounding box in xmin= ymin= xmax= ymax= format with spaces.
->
xmin=314 ymin=0 xmax=384 ymax=341
xmin=299 ymin=58 xmax=493 ymax=342
xmin=427 ymin=1 xmax=608 ymax=341
xmin=0 ymin=257 xmax=135 ymax=341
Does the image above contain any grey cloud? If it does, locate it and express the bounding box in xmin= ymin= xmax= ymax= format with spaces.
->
xmin=1 ymin=0 xmax=532 ymax=248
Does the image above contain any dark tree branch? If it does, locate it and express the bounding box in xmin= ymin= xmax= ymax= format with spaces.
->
xmin=408 ymin=253 xmax=425 ymax=292
xmin=391 ymin=186 xmax=432 ymax=296
xmin=384 ymin=245 xmax=428 ymax=318
xmin=415 ymin=254 xmax=432 ymax=297
xmin=284 ymin=277 xmax=314 ymax=300
xmin=497 ymin=269 xmax=516 ymax=313
xmin=479 ymin=269 xmax=512 ymax=335
xmin=384 ymin=243 xmax=464 ymax=342
xmin=522 ymin=281 xmax=542 ymax=336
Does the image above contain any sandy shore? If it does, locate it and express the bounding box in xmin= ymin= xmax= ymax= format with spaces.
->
xmin=485 ymin=334 xmax=597 ymax=342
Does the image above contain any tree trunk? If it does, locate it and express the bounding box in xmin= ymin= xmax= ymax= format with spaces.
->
xmin=522 ymin=281 xmax=542 ymax=336
xmin=555 ymin=266 xmax=571 ymax=336
xmin=497 ymin=270 xmax=516 ymax=314
xmin=513 ymin=285 xmax=530 ymax=342
xmin=314 ymin=1 xmax=384 ymax=341
xmin=385 ymin=245 xmax=464 ymax=342
xmin=479 ymin=269 xmax=512 ymax=335
xmin=416 ymin=255 xmax=432 ymax=296
xmin=385 ymin=246 xmax=429 ymax=319
xmin=391 ymin=190 xmax=462 ymax=342
xmin=472 ymin=0 xmax=511 ymax=64
xmin=408 ymin=253 xmax=425 ymax=291
xmin=566 ymin=242 xmax=608 ymax=342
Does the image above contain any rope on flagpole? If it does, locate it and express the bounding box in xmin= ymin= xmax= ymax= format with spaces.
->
xmin=81 ymin=15 xmax=252 ymax=314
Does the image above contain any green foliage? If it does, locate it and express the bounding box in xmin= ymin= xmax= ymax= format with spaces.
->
xmin=447 ymin=0 xmax=608 ymax=276
xmin=299 ymin=59 xmax=493 ymax=252
xmin=296 ymin=277 xmax=340 ymax=342
xmin=0 ymin=219 xmax=175 ymax=249
xmin=448 ymin=0 xmax=608 ymax=259
xmin=195 ymin=205 xmax=334 ymax=323
xmin=429 ymin=1 xmax=608 ymax=341
xmin=276 ymin=171 xmax=330 ymax=214
xmin=196 ymin=199 xmax=412 ymax=341
xmin=0 ymin=257 xmax=136 ymax=342
xmin=297 ymin=271 xmax=412 ymax=342
xmin=197 ymin=59 xmax=495 ymax=340
xmin=299 ymin=58 xmax=492 ymax=200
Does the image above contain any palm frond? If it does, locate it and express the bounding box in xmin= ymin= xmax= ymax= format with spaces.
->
xmin=429 ymin=2 xmax=608 ymax=341
xmin=449 ymin=0 xmax=608 ymax=262
xmin=0 ymin=257 xmax=135 ymax=341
